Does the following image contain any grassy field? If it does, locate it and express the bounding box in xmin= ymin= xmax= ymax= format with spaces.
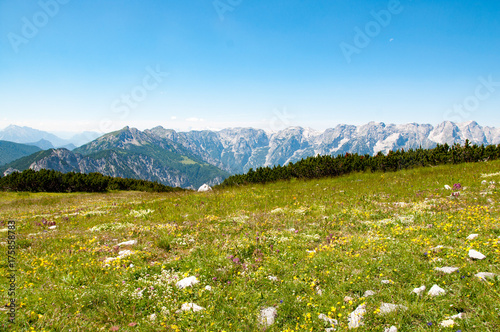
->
xmin=1 ymin=160 xmax=499 ymax=331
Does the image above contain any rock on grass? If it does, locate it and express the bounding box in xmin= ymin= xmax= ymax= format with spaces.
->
xmin=176 ymin=276 xmax=199 ymax=289
xmin=259 ymin=307 xmax=277 ymax=328
xmin=469 ymin=249 xmax=486 ymax=260
xmin=348 ymin=304 xmax=366 ymax=329
xmin=428 ymin=284 xmax=446 ymax=296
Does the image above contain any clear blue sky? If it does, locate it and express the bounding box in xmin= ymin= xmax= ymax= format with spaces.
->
xmin=1 ymin=0 xmax=499 ymax=133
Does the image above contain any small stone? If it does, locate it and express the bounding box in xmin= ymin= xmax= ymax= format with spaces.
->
xmin=381 ymin=279 xmax=392 ymax=284
xmin=475 ymin=272 xmax=496 ymax=281
xmin=481 ymin=180 xmax=487 ymax=185
xmin=197 ymin=184 xmax=212 ymax=192
xmin=348 ymin=304 xmax=366 ymax=329
xmin=180 ymin=303 xmax=205 ymax=312
xmin=363 ymin=290 xmax=376 ymax=297
xmin=439 ymin=319 xmax=455 ymax=327
xmin=318 ymin=313 xmax=337 ymax=326
xmin=176 ymin=276 xmax=199 ymax=289
xmin=469 ymin=249 xmax=486 ymax=260
xmin=449 ymin=313 xmax=465 ymax=319
xmin=444 ymin=185 xmax=452 ymax=190
xmin=204 ymin=285 xmax=212 ymax=291
xmin=428 ymin=284 xmax=446 ymax=296
xmin=48 ymin=225 xmax=57 ymax=230
xmin=270 ymin=208 xmax=284 ymax=214
xmin=259 ymin=307 xmax=277 ymax=327
xmin=379 ymin=303 xmax=408 ymax=314
xmin=384 ymin=326 xmax=398 ymax=332
xmin=344 ymin=296 xmax=354 ymax=302
xmin=466 ymin=234 xmax=478 ymax=240
xmin=434 ymin=267 xmax=459 ymax=274
xmin=412 ymin=285 xmax=426 ymax=295
xmin=117 ymin=240 xmax=137 ymax=246
xmin=267 ymin=275 xmax=278 ymax=281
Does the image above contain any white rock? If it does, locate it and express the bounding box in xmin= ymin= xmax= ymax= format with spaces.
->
xmin=344 ymin=296 xmax=354 ymax=302
xmin=149 ymin=313 xmax=156 ymax=321
xmin=325 ymin=328 xmax=335 ymax=332
xmin=379 ymin=303 xmax=408 ymax=314
xmin=475 ymin=272 xmax=496 ymax=281
xmin=439 ymin=319 xmax=455 ymax=327
xmin=316 ymin=286 xmax=323 ymax=296
xmin=197 ymin=184 xmax=212 ymax=192
xmin=449 ymin=313 xmax=465 ymax=319
xmin=180 ymin=303 xmax=205 ymax=312
xmin=176 ymin=276 xmax=199 ymax=289
xmin=434 ymin=267 xmax=459 ymax=274
xmin=444 ymin=185 xmax=452 ymax=190
xmin=267 ymin=275 xmax=278 ymax=281
xmin=363 ymin=290 xmax=376 ymax=297
xmin=129 ymin=264 xmax=134 ymax=268
xmin=466 ymin=234 xmax=479 ymax=240
xmin=318 ymin=313 xmax=337 ymax=326
xmin=48 ymin=225 xmax=57 ymax=230
xmin=428 ymin=284 xmax=446 ymax=296
xmin=469 ymin=249 xmax=486 ymax=260
xmin=270 ymin=208 xmax=284 ymax=214
xmin=204 ymin=285 xmax=212 ymax=291
xmin=348 ymin=304 xmax=366 ymax=329
xmin=105 ymin=249 xmax=134 ymax=263
xmin=412 ymin=285 xmax=426 ymax=295
xmin=117 ymin=239 xmax=137 ymax=246
xmin=384 ymin=326 xmax=398 ymax=332
xmin=259 ymin=307 xmax=277 ymax=327
xmin=381 ymin=279 xmax=392 ymax=284
xmin=481 ymin=180 xmax=487 ymax=184
xmin=118 ymin=250 xmax=133 ymax=257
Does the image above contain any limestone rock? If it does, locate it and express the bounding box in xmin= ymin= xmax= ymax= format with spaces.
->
xmin=439 ymin=319 xmax=455 ymax=327
xmin=198 ymin=184 xmax=213 ymax=192
xmin=475 ymin=272 xmax=496 ymax=281
xmin=348 ymin=304 xmax=366 ymax=329
xmin=384 ymin=326 xmax=398 ymax=332
xmin=117 ymin=240 xmax=137 ymax=246
xmin=318 ymin=313 xmax=337 ymax=326
xmin=466 ymin=234 xmax=478 ymax=240
xmin=176 ymin=276 xmax=199 ymax=289
xmin=469 ymin=249 xmax=486 ymax=260
xmin=412 ymin=285 xmax=426 ymax=295
xmin=434 ymin=266 xmax=459 ymax=274
xmin=180 ymin=303 xmax=205 ymax=312
xmin=428 ymin=284 xmax=446 ymax=296
xmin=363 ymin=290 xmax=376 ymax=297
xmin=379 ymin=302 xmax=408 ymax=314
xmin=259 ymin=307 xmax=277 ymax=327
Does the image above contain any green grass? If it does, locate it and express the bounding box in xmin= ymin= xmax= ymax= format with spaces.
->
xmin=1 ymin=161 xmax=500 ymax=331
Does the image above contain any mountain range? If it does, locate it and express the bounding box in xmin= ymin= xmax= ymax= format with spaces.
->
xmin=1 ymin=121 xmax=499 ymax=188
xmin=0 ymin=125 xmax=100 ymax=149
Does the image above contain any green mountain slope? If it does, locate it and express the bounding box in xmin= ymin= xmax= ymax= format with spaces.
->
xmin=0 ymin=140 xmax=42 ymax=166
xmin=0 ymin=127 xmax=230 ymax=188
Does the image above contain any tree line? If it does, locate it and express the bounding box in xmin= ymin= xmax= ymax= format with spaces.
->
xmin=220 ymin=141 xmax=500 ymax=187
xmin=0 ymin=169 xmax=182 ymax=193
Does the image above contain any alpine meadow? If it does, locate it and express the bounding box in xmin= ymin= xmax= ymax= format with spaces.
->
xmin=1 ymin=157 xmax=499 ymax=331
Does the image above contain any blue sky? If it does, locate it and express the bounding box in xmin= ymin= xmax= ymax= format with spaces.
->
xmin=1 ymin=0 xmax=499 ymax=133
